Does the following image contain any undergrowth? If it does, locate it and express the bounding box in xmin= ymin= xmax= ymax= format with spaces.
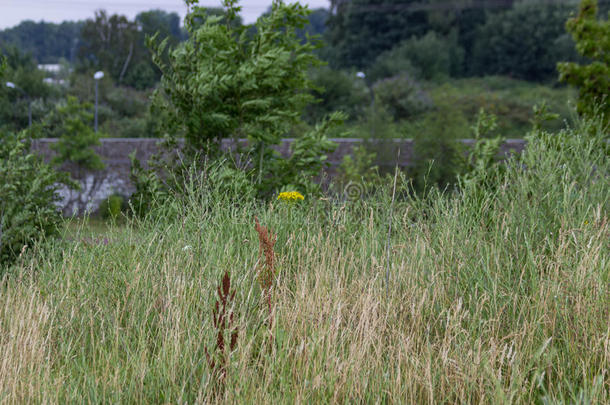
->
xmin=0 ymin=118 xmax=607 ymax=403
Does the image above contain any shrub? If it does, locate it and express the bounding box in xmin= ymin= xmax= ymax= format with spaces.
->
xmin=369 ymin=31 xmax=464 ymax=82
xmin=305 ymin=66 xmax=369 ymax=123
xmin=336 ymin=144 xmax=380 ymax=195
xmin=0 ymin=132 xmax=73 ymax=267
xmin=98 ymin=194 xmax=125 ymax=220
xmin=49 ymin=96 xmax=105 ymax=172
xmin=149 ymin=0 xmax=321 ymax=157
xmin=406 ymin=99 xmax=471 ymax=192
xmin=373 ymin=74 xmax=432 ymax=121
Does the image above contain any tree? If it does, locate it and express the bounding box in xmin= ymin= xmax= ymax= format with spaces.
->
xmin=46 ymin=96 xmax=106 ymax=214
xmin=78 ymin=10 xmax=141 ymax=85
xmin=151 ymin=0 xmax=320 ymax=154
xmin=49 ymin=96 xmax=105 ymax=171
xmin=0 ymin=131 xmax=73 ymax=267
xmin=557 ymin=0 xmax=609 ymax=125
xmin=0 ymin=46 xmax=53 ymax=132
xmin=326 ymin=0 xmax=429 ymax=68
xmin=0 ymin=20 xmax=83 ymax=64
xmin=148 ymin=0 xmax=340 ymax=195
xmin=369 ymin=31 xmax=464 ymax=81
xmin=472 ymin=2 xmax=578 ymax=81
xmin=325 ymin=0 xmax=515 ymax=69
xmin=136 ymin=10 xmax=184 ymax=43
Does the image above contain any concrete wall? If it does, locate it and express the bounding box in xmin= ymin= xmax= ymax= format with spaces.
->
xmin=31 ymin=138 xmax=526 ymax=214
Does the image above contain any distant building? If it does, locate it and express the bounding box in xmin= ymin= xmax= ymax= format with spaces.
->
xmin=43 ymin=77 xmax=68 ymax=86
xmin=38 ymin=64 xmax=63 ymax=74
xmin=38 ymin=64 xmax=70 ymax=86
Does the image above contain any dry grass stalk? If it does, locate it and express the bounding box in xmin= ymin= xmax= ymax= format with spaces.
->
xmin=254 ymin=216 xmax=277 ymax=320
xmin=204 ymin=270 xmax=238 ymax=389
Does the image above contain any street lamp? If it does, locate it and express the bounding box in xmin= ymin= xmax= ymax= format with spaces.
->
xmin=355 ymin=72 xmax=375 ymax=137
xmin=5 ymin=81 xmax=31 ymax=128
xmin=93 ymin=71 xmax=104 ymax=132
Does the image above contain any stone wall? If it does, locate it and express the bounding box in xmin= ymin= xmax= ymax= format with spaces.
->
xmin=31 ymin=138 xmax=526 ymax=214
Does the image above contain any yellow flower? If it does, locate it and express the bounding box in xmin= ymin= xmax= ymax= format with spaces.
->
xmin=277 ymin=191 xmax=304 ymax=202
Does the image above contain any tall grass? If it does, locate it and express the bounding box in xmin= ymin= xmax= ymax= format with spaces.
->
xmin=0 ymin=119 xmax=608 ymax=403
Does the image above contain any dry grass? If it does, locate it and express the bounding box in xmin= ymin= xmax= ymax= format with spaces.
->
xmin=0 ymin=123 xmax=607 ymax=403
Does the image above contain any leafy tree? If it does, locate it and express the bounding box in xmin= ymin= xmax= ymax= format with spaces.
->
xmin=0 ymin=20 xmax=83 ymax=64
xmin=151 ymin=1 xmax=317 ymax=154
xmin=148 ymin=0 xmax=340 ymax=196
xmin=78 ymin=10 xmax=141 ymax=85
xmin=472 ymin=2 xmax=578 ymax=81
xmin=558 ymin=0 xmax=609 ymax=125
xmin=137 ymin=10 xmax=184 ymax=43
xmin=43 ymin=96 xmax=106 ymax=215
xmin=0 ymin=46 xmax=54 ymax=132
xmin=325 ymin=0 xmax=515 ymax=69
xmin=0 ymin=132 xmax=73 ymax=267
xmin=326 ymin=0 xmax=429 ymax=68
xmin=49 ymin=96 xmax=105 ymax=171
xmin=369 ymin=31 xmax=464 ymax=82
xmin=297 ymin=8 xmax=329 ymax=40
xmin=373 ymin=75 xmax=432 ymax=120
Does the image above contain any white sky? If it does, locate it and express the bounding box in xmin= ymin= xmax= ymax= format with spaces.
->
xmin=0 ymin=0 xmax=331 ymax=30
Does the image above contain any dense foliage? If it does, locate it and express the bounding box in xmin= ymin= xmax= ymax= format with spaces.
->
xmin=147 ymin=0 xmax=341 ymax=196
xmin=472 ymin=2 xmax=578 ymax=81
xmin=151 ymin=0 xmax=319 ymax=153
xmin=558 ymin=0 xmax=610 ymax=125
xmin=0 ymin=47 xmax=55 ymax=132
xmin=0 ymin=132 xmax=72 ymax=267
xmin=48 ymin=96 xmax=105 ymax=171
xmin=0 ymin=20 xmax=82 ymax=64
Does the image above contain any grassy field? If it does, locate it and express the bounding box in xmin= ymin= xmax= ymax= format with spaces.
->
xmin=0 ymin=120 xmax=608 ymax=403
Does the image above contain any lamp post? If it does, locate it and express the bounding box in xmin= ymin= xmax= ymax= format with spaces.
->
xmin=93 ymin=71 xmax=104 ymax=132
xmin=356 ymin=72 xmax=375 ymax=137
xmin=5 ymin=81 xmax=31 ymax=128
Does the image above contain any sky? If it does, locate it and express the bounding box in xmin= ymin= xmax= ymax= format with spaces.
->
xmin=0 ymin=0 xmax=331 ymax=30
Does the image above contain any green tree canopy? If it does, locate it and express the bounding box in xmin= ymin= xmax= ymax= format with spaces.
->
xmin=325 ymin=0 xmax=515 ymax=69
xmin=150 ymin=0 xmax=322 ymax=155
xmin=78 ymin=10 xmax=141 ymax=85
xmin=49 ymin=96 xmax=105 ymax=171
xmin=0 ymin=20 xmax=82 ymax=64
xmin=472 ymin=2 xmax=578 ymax=81
xmin=558 ymin=0 xmax=609 ymax=125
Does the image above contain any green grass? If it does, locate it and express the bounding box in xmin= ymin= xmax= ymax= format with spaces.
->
xmin=0 ymin=119 xmax=608 ymax=403
xmin=63 ymin=217 xmax=115 ymax=239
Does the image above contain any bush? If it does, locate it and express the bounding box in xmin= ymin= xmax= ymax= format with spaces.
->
xmin=49 ymin=96 xmax=105 ymax=172
xmin=369 ymin=31 xmax=464 ymax=82
xmin=406 ymin=99 xmax=471 ymax=192
xmin=305 ymin=67 xmax=370 ymax=123
xmin=98 ymin=194 xmax=126 ymax=220
xmin=0 ymin=132 xmax=73 ymax=267
xmin=373 ymin=75 xmax=432 ymax=121
xmin=336 ymin=144 xmax=381 ymax=194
